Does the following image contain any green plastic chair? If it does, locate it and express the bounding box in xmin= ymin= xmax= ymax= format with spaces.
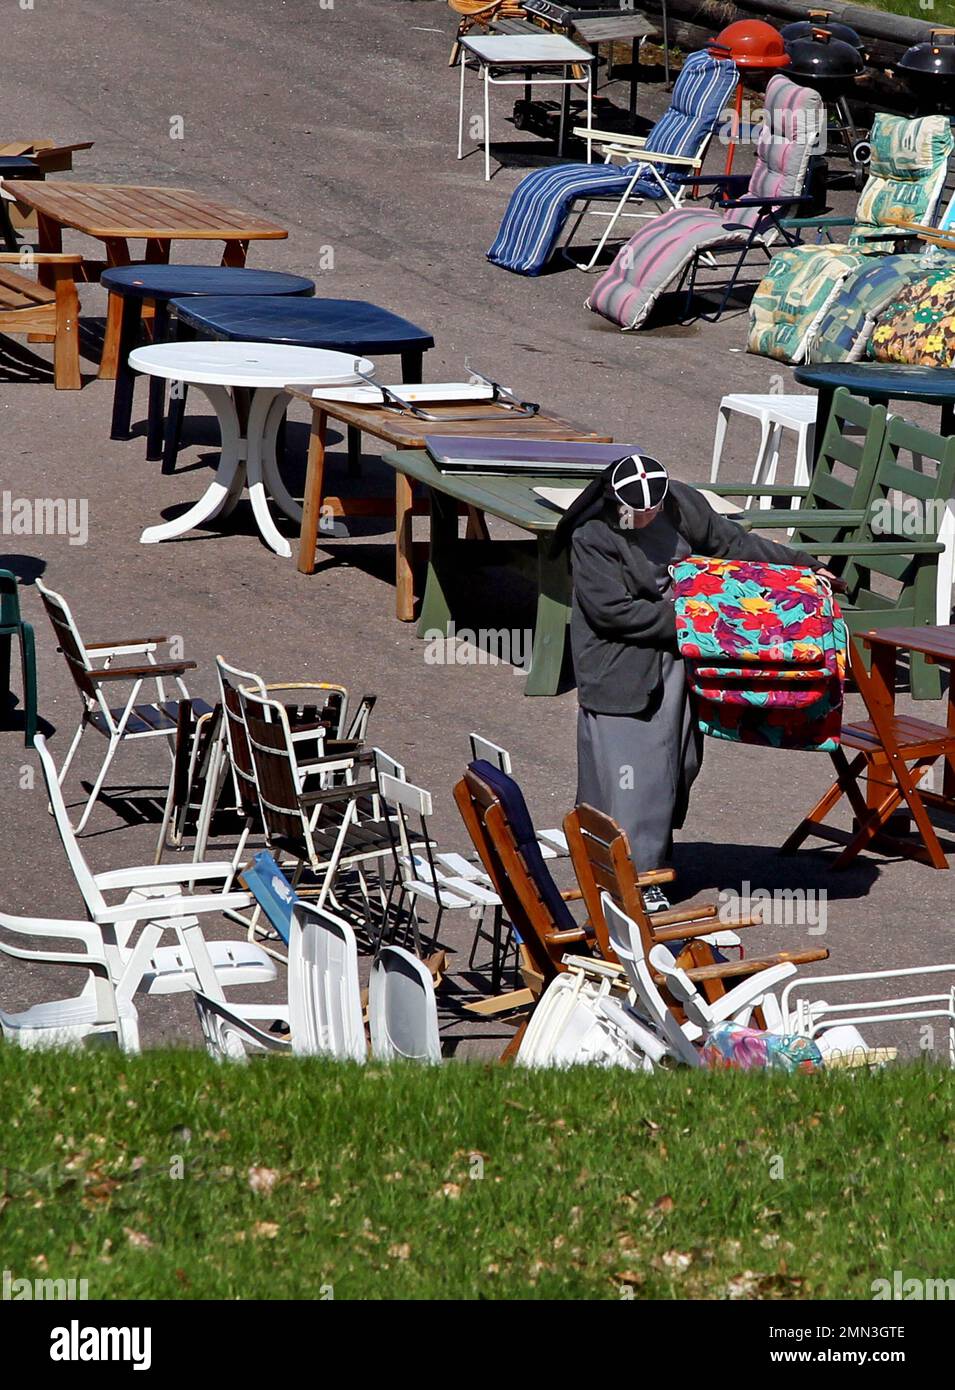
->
xmin=0 ymin=570 xmax=38 ymax=745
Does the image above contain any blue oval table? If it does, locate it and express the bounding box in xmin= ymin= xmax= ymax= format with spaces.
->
xmin=101 ymin=264 xmax=314 ymax=460
xmin=167 ymin=295 xmax=435 ymax=473
xmin=794 ymin=362 xmax=955 ymax=463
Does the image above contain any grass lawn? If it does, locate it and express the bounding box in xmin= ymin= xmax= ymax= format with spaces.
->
xmin=1 ymin=1048 xmax=952 ymax=1300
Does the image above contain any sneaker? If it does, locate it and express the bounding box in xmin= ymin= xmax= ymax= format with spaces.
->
xmin=642 ymin=886 xmax=671 ymax=914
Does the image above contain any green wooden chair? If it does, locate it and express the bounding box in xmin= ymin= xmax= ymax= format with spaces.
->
xmin=711 ymin=402 xmax=952 ymax=699
xmin=0 ymin=570 xmax=37 ymax=746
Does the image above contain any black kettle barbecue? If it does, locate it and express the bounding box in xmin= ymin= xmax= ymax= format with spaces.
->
xmin=780 ymin=9 xmax=866 ymax=57
xmin=783 ymin=25 xmax=869 ymax=185
xmin=896 ymin=28 xmax=955 ymax=115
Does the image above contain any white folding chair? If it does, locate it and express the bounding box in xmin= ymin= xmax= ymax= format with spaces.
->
xmin=369 ymin=945 xmax=441 ymax=1064
xmin=517 ymin=963 xmax=663 ymax=1071
xmin=36 ymin=579 xmax=209 ymax=832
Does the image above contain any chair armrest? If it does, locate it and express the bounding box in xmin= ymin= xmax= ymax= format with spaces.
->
xmin=779 ymin=213 xmax=853 ymax=231
xmin=634 ymin=867 xmax=676 ymax=887
xmin=93 ymin=660 xmax=197 ymax=680
xmin=650 ymin=902 xmax=717 ymax=926
xmin=678 ymin=948 xmax=829 ymax=984
xmin=95 ymin=862 xmax=239 ymax=890
xmin=706 ymin=483 xmax=809 ymax=499
xmin=798 ymin=541 xmax=944 ymax=556
xmin=652 ymin=918 xmax=758 ymax=943
xmin=0 ymin=914 xmax=104 ymax=950
xmin=543 ymin=927 xmax=589 ymax=945
xmin=96 ymin=890 xmax=252 ymax=925
xmin=0 ymin=252 xmax=84 ymax=264
xmin=86 ymin=635 xmax=168 ymax=651
xmin=707 ymin=962 xmax=798 ymax=1021
xmin=0 ymin=941 xmax=111 ymax=972
xmin=572 ymin=125 xmax=646 ymax=148
xmin=626 ymin=150 xmax=703 ymax=168
xmin=560 ymin=888 xmax=584 ymax=901
xmin=720 ymin=194 xmax=813 ymax=212
xmin=673 ymin=173 xmax=749 ymax=190
xmin=744 ymin=508 xmax=868 ymax=529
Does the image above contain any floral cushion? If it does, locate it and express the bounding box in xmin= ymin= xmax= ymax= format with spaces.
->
xmin=869 ymin=262 xmax=955 ymax=366
xmin=702 ymin=1022 xmax=824 ymax=1072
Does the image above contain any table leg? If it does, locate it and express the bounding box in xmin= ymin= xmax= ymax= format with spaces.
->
xmin=416 ymin=488 xmax=458 ymax=638
xmin=34 ymin=213 xmax=60 ymax=294
xmin=457 ymin=50 xmax=467 ymax=160
xmin=140 ymin=383 xmax=245 ymax=544
xmin=524 ymin=541 xmax=571 ymax=698
xmin=484 ymin=64 xmax=491 ymax=182
xmin=941 ymin=401 xmax=955 ymax=437
xmin=400 ymin=349 xmax=424 ymax=384
xmin=221 ymin=240 xmax=249 ymax=268
xmin=395 ymin=471 xmax=415 ymax=622
xmin=108 ymin=295 xmax=143 ymax=439
xmin=558 ymin=66 xmax=568 ymax=157
xmin=811 ymin=385 xmax=834 ymax=466
xmin=260 ymin=392 xmax=302 ymax=524
xmin=98 ymin=238 xmax=132 ymax=381
xmin=347 ymin=425 xmax=362 ymax=478
xmin=944 ymin=668 xmax=955 ymax=803
xmin=245 ymin=387 xmax=294 ymax=557
xmin=298 ymin=409 xmax=329 ymax=575
xmin=145 ymin=300 xmax=171 ymax=460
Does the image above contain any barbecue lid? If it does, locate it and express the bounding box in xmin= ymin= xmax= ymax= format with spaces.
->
xmin=781 ymin=9 xmax=864 ymax=51
xmin=784 ymin=26 xmax=865 ymax=80
xmin=710 ymin=19 xmax=790 ymax=69
xmin=898 ymin=28 xmax=955 ymax=77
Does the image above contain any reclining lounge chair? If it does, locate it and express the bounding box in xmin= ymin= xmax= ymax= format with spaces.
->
xmin=487 ymin=49 xmax=738 ymax=276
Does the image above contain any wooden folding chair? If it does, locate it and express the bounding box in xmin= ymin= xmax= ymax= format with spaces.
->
xmin=783 ymin=638 xmax=955 ymax=870
xmin=447 ymin=0 xmax=525 ymax=66
xmin=563 ymin=804 xmax=830 ymax=1012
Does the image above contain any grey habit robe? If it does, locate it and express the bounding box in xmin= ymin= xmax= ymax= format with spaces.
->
xmin=562 ymin=475 xmax=821 ymax=872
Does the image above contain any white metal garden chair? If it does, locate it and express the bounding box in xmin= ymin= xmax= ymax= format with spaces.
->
xmin=369 ymin=945 xmax=441 ymax=1064
xmin=194 ymin=899 xmax=366 ymax=1062
xmin=34 ymin=734 xmax=276 ymax=1006
xmin=36 ymin=579 xmax=210 ymax=833
xmin=0 ymin=909 xmax=139 ymax=1051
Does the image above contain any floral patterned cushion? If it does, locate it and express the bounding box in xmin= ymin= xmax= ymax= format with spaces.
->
xmin=869 ymin=261 xmax=955 ymax=366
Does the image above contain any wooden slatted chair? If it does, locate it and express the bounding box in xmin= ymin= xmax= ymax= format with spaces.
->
xmin=563 ymin=803 xmax=830 ymax=1009
xmin=36 ymin=580 xmax=210 ymax=833
xmin=453 ymin=761 xmax=596 ymax=1054
xmin=0 ymin=251 xmax=83 ymax=388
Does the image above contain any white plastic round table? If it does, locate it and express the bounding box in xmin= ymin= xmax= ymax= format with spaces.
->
xmin=130 ymin=341 xmax=374 ymax=557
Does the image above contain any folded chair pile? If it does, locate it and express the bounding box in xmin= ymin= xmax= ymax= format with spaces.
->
xmin=486 ymin=49 xmax=738 ymax=276
xmin=670 ymin=557 xmax=848 ymax=752
xmin=747 ymin=112 xmax=954 ymax=365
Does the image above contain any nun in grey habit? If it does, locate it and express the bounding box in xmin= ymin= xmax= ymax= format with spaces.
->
xmin=555 ymin=454 xmax=827 ymax=907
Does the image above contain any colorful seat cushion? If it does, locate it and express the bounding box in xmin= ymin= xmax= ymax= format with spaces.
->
xmin=747 ymin=243 xmax=861 ymax=363
xmin=670 ymin=557 xmax=847 ymax=751
xmin=702 ymin=1021 xmax=824 ymax=1071
xmin=807 ymin=256 xmax=930 ymax=364
xmin=487 ymin=50 xmax=737 ymax=275
xmin=869 ymin=262 xmax=955 ymax=366
xmin=587 ymin=76 xmax=822 ymax=330
xmin=848 ymin=113 xmax=953 ymax=249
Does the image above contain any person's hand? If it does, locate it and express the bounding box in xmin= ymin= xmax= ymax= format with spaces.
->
xmin=818 ymin=567 xmax=849 ymax=594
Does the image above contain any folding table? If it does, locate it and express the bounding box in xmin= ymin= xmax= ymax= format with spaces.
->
xmin=784 ymin=628 xmax=955 ymax=870
xmin=457 ymin=33 xmax=596 ymax=179
xmin=287 ymin=388 xmax=610 ymax=620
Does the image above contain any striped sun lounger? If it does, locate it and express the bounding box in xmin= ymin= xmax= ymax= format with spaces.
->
xmin=487 ymin=49 xmax=738 ymax=276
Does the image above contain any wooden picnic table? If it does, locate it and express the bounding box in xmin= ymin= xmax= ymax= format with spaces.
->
xmin=287 ymin=389 xmax=610 ymax=621
xmin=379 ymin=448 xmax=597 ymax=697
xmin=3 ymin=179 xmax=287 ymax=379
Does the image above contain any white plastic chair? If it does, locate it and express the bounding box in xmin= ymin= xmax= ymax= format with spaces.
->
xmin=601 ymin=896 xmax=797 ymax=1063
xmin=710 ymin=394 xmax=816 ymax=512
xmin=194 ymin=899 xmax=366 ymax=1062
xmin=34 ymin=734 xmax=276 ymax=1006
xmin=369 ymin=945 xmax=441 ymax=1064
xmin=516 ymin=964 xmax=663 ymax=1071
xmin=0 ymin=910 xmax=139 ymax=1051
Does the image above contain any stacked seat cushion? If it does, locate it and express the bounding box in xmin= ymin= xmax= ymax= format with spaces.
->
xmin=807 ymin=255 xmax=931 ymax=363
xmin=486 ymin=50 xmax=738 ymax=275
xmin=670 ymin=556 xmax=847 ymax=752
xmin=747 ymin=114 xmax=953 ymax=365
xmin=586 ymin=76 xmax=822 ymax=330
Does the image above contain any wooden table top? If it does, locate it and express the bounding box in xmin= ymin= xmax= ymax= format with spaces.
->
xmin=862 ymin=625 xmax=955 ymax=664
xmin=380 ymin=448 xmax=592 ymax=535
xmin=3 ymin=180 xmax=287 ymax=241
xmin=286 ymin=391 xmax=611 ymax=449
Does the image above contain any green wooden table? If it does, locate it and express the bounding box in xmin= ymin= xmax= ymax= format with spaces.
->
xmin=380 ymin=449 xmax=593 ymax=697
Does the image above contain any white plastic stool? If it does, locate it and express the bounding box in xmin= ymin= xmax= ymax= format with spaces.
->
xmin=710 ymin=393 xmax=817 ymax=508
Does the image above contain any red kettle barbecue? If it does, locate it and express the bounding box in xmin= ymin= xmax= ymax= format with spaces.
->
xmin=709 ymin=21 xmax=790 ymax=175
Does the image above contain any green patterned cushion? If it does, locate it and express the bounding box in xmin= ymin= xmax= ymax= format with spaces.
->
xmin=849 ymin=114 xmax=953 ymax=248
xmin=747 ymin=245 xmax=860 ymax=364
xmin=807 ymin=256 xmax=929 ymax=363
